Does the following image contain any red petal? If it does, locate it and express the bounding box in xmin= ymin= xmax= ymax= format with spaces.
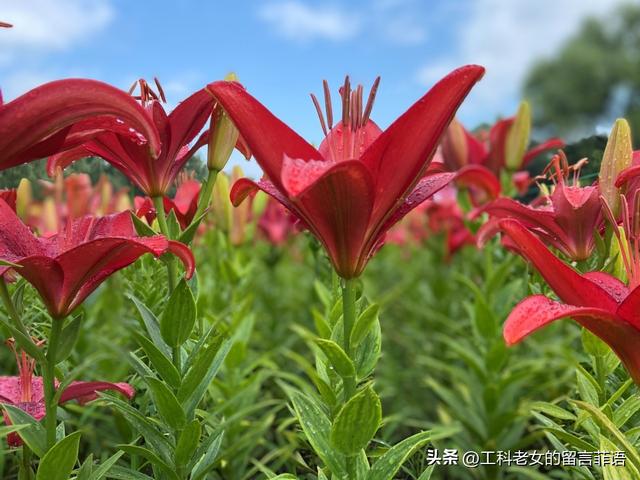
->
xmin=616 ymin=286 xmax=640 ymax=329
xmin=377 ymin=172 xmax=456 ymax=235
xmin=498 ymin=219 xmax=617 ymax=310
xmin=294 ymin=160 xmax=375 ymax=278
xmin=165 ymin=89 xmax=214 ymax=164
xmin=583 ymin=272 xmax=629 ymax=304
xmin=454 ymin=164 xmax=501 ymax=204
xmin=482 ymin=198 xmax=565 ymax=241
xmin=206 ymin=81 xmax=322 ymax=190
xmin=59 ymin=381 xmax=135 ymax=404
xmin=167 ymin=241 xmax=195 ymax=279
xmin=616 ymin=164 xmax=640 ymax=188
xmin=362 ymin=65 xmax=485 ymax=229
xmin=0 ymin=79 xmax=160 ymax=170
xmin=0 ymin=199 xmax=45 ymax=275
xmin=485 ymin=117 xmax=513 ymax=172
xmin=522 ymin=138 xmax=564 ymax=167
xmin=505 ymin=295 xmax=640 ymax=384
xmin=504 ymin=295 xmax=617 ymax=345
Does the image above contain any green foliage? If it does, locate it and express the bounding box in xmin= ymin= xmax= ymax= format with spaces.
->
xmin=524 ymin=4 xmax=640 ymax=139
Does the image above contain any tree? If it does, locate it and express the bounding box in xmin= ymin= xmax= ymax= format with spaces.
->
xmin=524 ymin=4 xmax=640 ymax=139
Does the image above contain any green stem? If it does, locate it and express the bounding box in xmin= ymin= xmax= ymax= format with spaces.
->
xmin=192 ymin=168 xmax=219 ymax=225
xmin=43 ymin=319 xmax=63 ymax=449
xmin=20 ymin=444 xmax=34 ymax=479
xmin=342 ymin=278 xmax=357 ymax=402
xmin=152 ymin=195 xmax=177 ymax=293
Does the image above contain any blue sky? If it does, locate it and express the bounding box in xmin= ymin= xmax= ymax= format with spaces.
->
xmin=0 ymin=0 xmax=626 ymax=176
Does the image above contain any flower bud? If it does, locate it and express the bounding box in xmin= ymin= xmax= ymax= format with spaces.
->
xmin=599 ymin=119 xmax=632 ymax=217
xmin=207 ymin=73 xmax=240 ymax=172
xmin=505 ymin=101 xmax=531 ymax=171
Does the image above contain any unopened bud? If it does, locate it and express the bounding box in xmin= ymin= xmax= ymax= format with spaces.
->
xmin=207 ymin=73 xmax=240 ymax=172
xmin=599 ymin=118 xmax=632 ymax=216
xmin=505 ymin=101 xmax=531 ymax=171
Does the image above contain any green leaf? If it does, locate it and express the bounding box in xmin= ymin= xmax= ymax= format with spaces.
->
xmin=179 ymin=212 xmax=207 ymax=245
xmin=130 ymin=211 xmax=157 ymax=237
xmin=160 ymin=279 xmax=197 ymax=348
xmin=572 ymin=400 xmax=640 ymax=471
xmin=132 ymin=331 xmax=181 ymax=390
xmin=177 ymin=334 xmax=231 ymax=417
xmin=36 ymin=431 xmax=81 ymax=480
xmin=614 ymin=395 xmax=640 ymax=428
xmin=0 ymin=316 xmax=44 ymax=362
xmin=101 ymin=393 xmax=173 ymax=463
xmin=350 ymin=304 xmax=379 ymax=347
xmin=129 ymin=294 xmax=171 ymax=357
xmin=286 ymin=388 xmax=346 ymax=476
xmin=166 ymin=209 xmax=181 ymax=239
xmin=504 ymin=100 xmax=531 ymax=170
xmin=3 ymin=404 xmax=47 ymax=457
xmin=175 ymin=420 xmax=201 ymax=468
xmin=144 ymin=376 xmax=186 ymax=430
xmin=55 ymin=314 xmax=83 ymax=362
xmin=367 ymin=428 xmax=457 ymax=480
xmin=118 ymin=444 xmax=179 ymax=480
xmin=576 ymin=367 xmax=600 ymax=406
xmin=88 ymin=451 xmax=125 ymax=480
xmin=190 ymin=431 xmax=224 ymax=480
xmin=601 ymin=435 xmax=640 ymax=480
xmin=582 ymin=328 xmax=611 ymax=357
xmin=417 ymin=466 xmax=436 ymax=480
xmin=315 ymin=338 xmax=355 ymax=378
xmin=331 ymin=386 xmax=381 ymax=456
xmin=529 ymin=401 xmax=576 ymax=421
xmin=77 ymin=454 xmax=94 ymax=480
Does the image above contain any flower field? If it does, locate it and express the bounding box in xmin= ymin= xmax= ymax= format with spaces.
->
xmin=2 ymin=10 xmax=640 ymax=480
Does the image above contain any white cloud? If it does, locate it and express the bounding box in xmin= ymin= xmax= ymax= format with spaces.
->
xmin=0 ymin=0 xmax=113 ymax=63
xmin=259 ymin=1 xmax=360 ymax=42
xmin=416 ymin=0 xmax=625 ymax=122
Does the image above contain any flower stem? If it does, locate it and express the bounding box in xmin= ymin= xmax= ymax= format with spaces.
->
xmin=20 ymin=444 xmax=34 ymax=479
xmin=152 ymin=195 xmax=177 ymax=293
xmin=192 ymin=168 xmax=219 ymax=227
xmin=341 ymin=278 xmax=357 ymax=401
xmin=43 ymin=319 xmax=62 ymax=449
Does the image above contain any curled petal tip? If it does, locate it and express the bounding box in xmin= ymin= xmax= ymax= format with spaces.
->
xmin=167 ymin=240 xmax=196 ymax=279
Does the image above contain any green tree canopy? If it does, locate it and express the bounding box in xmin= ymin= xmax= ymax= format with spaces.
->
xmin=524 ymin=4 xmax=640 ymax=139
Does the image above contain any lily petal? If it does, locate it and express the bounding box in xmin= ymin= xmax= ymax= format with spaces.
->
xmin=498 ymin=219 xmax=618 ymax=310
xmin=206 ymin=81 xmax=321 ymax=190
xmin=522 ymin=138 xmax=564 ymax=167
xmin=362 ymin=65 xmax=485 ymax=227
xmin=377 ymin=172 xmax=456 ymax=235
xmin=505 ymin=294 xmax=640 ymax=384
xmin=295 ymin=160 xmax=375 ymax=278
xmin=60 ymin=381 xmax=134 ymax=404
xmin=0 ymin=79 xmax=160 ymax=170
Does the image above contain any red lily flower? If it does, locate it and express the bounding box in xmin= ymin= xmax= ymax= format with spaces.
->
xmin=478 ymin=154 xmax=603 ymax=261
xmin=615 ymin=151 xmax=640 ymax=197
xmin=0 ymin=199 xmax=194 ymax=318
xmin=441 ymin=116 xmax=564 ymax=174
xmin=0 ymin=340 xmax=134 ymax=447
xmin=496 ymin=207 xmax=640 ymax=384
xmin=258 ymin=196 xmax=297 ymax=246
xmin=0 ymin=189 xmax=16 ymax=212
xmin=48 ymin=79 xmax=250 ymax=197
xmin=135 ymin=179 xmax=201 ymax=229
xmin=1 ymin=79 xmax=161 ymax=171
xmin=207 ymin=66 xmax=484 ymax=278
